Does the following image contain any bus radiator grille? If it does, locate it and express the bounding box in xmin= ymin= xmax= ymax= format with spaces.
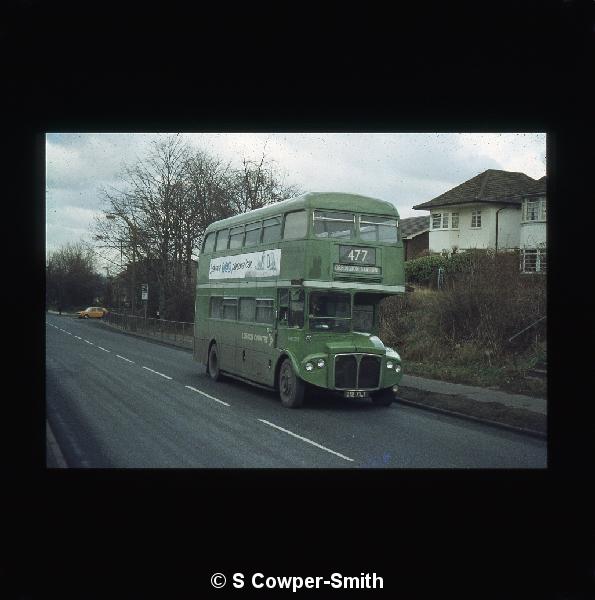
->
xmin=335 ymin=355 xmax=357 ymax=388
xmin=358 ymin=355 xmax=381 ymax=388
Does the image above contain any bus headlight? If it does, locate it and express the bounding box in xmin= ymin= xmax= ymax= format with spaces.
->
xmin=316 ymin=359 xmax=326 ymax=368
xmin=305 ymin=362 xmax=314 ymax=372
xmin=395 ymin=364 xmax=402 ymax=374
xmin=386 ymin=361 xmax=394 ymax=369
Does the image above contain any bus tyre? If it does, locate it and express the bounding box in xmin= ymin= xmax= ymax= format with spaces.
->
xmin=372 ymin=388 xmax=394 ymax=407
xmin=279 ymin=359 xmax=305 ymax=408
xmin=208 ymin=343 xmax=222 ymax=382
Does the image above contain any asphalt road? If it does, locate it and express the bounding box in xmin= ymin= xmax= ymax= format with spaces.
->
xmin=45 ymin=314 xmax=547 ymax=468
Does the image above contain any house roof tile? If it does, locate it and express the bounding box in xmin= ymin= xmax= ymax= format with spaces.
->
xmin=400 ymin=216 xmax=430 ymax=239
xmin=412 ymin=169 xmax=537 ymax=211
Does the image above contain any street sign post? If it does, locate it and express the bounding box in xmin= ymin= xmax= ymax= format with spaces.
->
xmin=141 ymin=284 xmax=148 ymax=320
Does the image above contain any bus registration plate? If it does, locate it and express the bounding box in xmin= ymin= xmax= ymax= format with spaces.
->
xmin=344 ymin=390 xmax=369 ymax=398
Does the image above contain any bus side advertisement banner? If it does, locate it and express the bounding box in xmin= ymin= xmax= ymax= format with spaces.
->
xmin=208 ymin=249 xmax=282 ymax=279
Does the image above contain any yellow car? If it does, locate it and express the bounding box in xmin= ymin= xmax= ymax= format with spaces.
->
xmin=77 ymin=306 xmax=108 ymax=319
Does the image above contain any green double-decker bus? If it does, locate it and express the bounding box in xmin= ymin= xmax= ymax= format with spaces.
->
xmin=193 ymin=192 xmax=405 ymax=408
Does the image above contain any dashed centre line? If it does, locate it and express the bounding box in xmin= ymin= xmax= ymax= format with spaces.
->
xmin=97 ymin=346 xmax=110 ymax=352
xmin=185 ymin=385 xmax=230 ymax=406
xmin=258 ymin=419 xmax=355 ymax=462
xmin=116 ymin=354 xmax=135 ymax=363
xmin=142 ymin=366 xmax=172 ymax=380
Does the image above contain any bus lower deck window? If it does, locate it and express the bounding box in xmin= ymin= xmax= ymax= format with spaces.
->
xmin=255 ymin=299 xmax=274 ymax=324
xmin=222 ymin=298 xmax=238 ymax=320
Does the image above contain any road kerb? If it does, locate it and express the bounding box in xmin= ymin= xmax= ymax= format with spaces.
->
xmin=394 ymin=397 xmax=546 ymax=439
xmin=46 ymin=420 xmax=68 ymax=468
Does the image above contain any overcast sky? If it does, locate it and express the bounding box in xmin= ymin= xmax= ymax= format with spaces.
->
xmin=46 ymin=132 xmax=546 ymax=271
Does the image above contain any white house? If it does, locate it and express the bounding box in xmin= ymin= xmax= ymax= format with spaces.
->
xmin=412 ymin=169 xmax=546 ymax=272
xmin=519 ymin=176 xmax=547 ymax=273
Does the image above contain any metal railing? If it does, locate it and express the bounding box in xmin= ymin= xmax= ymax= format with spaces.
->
xmin=104 ymin=311 xmax=194 ymax=349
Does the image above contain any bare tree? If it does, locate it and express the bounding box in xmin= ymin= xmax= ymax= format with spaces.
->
xmin=230 ymin=147 xmax=302 ymax=213
xmin=46 ymin=242 xmax=102 ymax=311
xmin=93 ymin=135 xmax=302 ymax=321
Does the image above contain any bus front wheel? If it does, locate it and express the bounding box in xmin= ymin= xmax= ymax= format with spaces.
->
xmin=208 ymin=343 xmax=222 ymax=382
xmin=371 ymin=388 xmax=394 ymax=407
xmin=278 ymin=359 xmax=305 ymax=408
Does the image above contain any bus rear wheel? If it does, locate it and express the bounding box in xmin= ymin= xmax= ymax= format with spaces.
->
xmin=371 ymin=388 xmax=394 ymax=407
xmin=278 ymin=359 xmax=305 ymax=408
xmin=208 ymin=343 xmax=222 ymax=382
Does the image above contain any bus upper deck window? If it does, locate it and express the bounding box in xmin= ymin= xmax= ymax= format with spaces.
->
xmin=203 ymin=232 xmax=216 ymax=253
xmin=244 ymin=221 xmax=262 ymax=247
xmin=215 ymin=229 xmax=229 ymax=251
xmin=262 ymin=216 xmax=282 ymax=243
xmin=359 ymin=215 xmax=398 ymax=242
xmin=283 ymin=210 xmax=307 ymax=240
xmin=229 ymin=226 xmax=245 ymax=250
xmin=313 ymin=211 xmax=355 ymax=239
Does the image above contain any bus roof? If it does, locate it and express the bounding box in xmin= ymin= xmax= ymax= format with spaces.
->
xmin=204 ymin=192 xmax=400 ymax=233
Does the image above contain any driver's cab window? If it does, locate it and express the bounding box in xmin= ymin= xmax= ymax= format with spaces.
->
xmin=277 ymin=288 xmax=304 ymax=328
xmin=352 ymin=292 xmax=382 ymax=334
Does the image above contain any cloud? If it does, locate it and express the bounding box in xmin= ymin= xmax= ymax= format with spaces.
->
xmin=45 ymin=132 xmax=546 ymax=267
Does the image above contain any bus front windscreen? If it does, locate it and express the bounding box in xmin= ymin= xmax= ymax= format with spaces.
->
xmin=308 ymin=292 xmax=351 ymax=332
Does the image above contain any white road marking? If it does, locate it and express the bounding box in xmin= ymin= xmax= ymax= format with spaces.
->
xmin=257 ymin=419 xmax=355 ymax=462
xmin=185 ymin=385 xmax=230 ymax=406
xmin=97 ymin=346 xmax=110 ymax=352
xmin=84 ymin=340 xmax=94 ymax=345
xmin=116 ymin=354 xmax=135 ymax=363
xmin=64 ymin=331 xmax=73 ymax=335
xmin=142 ymin=366 xmax=172 ymax=380
xmin=74 ymin=336 xmax=82 ymax=339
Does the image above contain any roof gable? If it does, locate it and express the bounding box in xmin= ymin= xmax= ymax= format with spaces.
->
xmin=412 ymin=169 xmax=536 ymax=211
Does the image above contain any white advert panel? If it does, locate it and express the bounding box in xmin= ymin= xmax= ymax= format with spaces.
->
xmin=208 ymin=249 xmax=282 ymax=279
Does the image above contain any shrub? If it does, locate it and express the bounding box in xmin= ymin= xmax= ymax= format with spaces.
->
xmin=383 ymin=249 xmax=546 ymax=369
xmin=405 ymin=253 xmax=448 ymax=285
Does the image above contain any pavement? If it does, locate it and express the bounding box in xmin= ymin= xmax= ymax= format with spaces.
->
xmin=46 ymin=310 xmax=547 ymax=437
xmin=401 ymin=374 xmax=546 ymax=415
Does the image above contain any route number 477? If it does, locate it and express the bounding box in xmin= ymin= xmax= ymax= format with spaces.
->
xmin=348 ymin=248 xmax=368 ymax=262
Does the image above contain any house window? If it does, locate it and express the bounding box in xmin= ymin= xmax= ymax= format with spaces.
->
xmin=471 ymin=210 xmax=482 ymax=228
xmin=431 ymin=212 xmax=455 ymax=229
xmin=525 ymin=200 xmax=540 ymax=221
xmin=523 ymin=197 xmax=547 ymax=222
xmin=521 ymin=248 xmax=547 ymax=273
